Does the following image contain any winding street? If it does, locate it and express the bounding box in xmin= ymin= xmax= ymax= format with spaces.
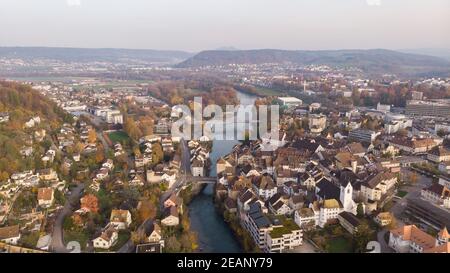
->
xmin=51 ymin=184 xmax=85 ymax=253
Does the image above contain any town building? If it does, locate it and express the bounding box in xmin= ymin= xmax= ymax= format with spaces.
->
xmin=109 ymin=209 xmax=132 ymax=230
xmin=348 ymin=129 xmax=380 ymax=144
xmin=0 ymin=225 xmax=21 ymax=245
xmin=405 ymin=100 xmax=450 ymax=118
xmin=389 ymin=225 xmax=450 ymax=253
xmin=37 ymin=187 xmax=54 ymax=208
xmin=276 ymin=97 xmax=303 ymax=108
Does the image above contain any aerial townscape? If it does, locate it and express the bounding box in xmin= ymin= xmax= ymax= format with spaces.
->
xmin=0 ymin=0 xmax=450 ymax=257
xmin=1 ymin=47 xmax=450 ymax=254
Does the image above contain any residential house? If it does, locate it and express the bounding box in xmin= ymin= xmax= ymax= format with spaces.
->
xmin=389 ymin=137 xmax=438 ymax=154
xmin=274 ymin=168 xmax=297 ymax=186
xmin=427 ymin=146 xmax=450 ymax=163
xmin=164 ymin=193 xmax=183 ymax=214
xmin=421 ymin=183 xmax=450 ymax=209
xmin=267 ymin=194 xmax=291 ymax=215
xmin=129 ymin=173 xmax=145 ymax=187
xmin=294 ymin=208 xmax=317 ymax=230
xmin=161 ymin=206 xmax=179 ymax=226
xmin=37 ymin=187 xmax=54 ymax=208
xmin=216 ymin=157 xmax=234 ymax=176
xmin=93 ymin=225 xmax=118 ymax=250
xmin=191 ymin=158 xmax=205 ymax=177
xmin=38 ymin=168 xmax=58 ymax=181
xmin=252 ymin=175 xmax=277 ymax=201
xmin=360 ymin=172 xmax=397 ymax=208
xmin=110 ymin=209 xmax=132 ymax=230
xmin=346 ymin=142 xmax=366 ymax=157
xmin=0 ymin=225 xmax=21 ymax=245
xmin=374 ymin=212 xmax=393 ymax=227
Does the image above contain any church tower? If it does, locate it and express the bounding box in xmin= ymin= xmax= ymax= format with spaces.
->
xmin=340 ymin=182 xmax=357 ymax=215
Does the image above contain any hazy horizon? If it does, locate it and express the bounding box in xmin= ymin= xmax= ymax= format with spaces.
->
xmin=1 ymin=0 xmax=449 ymax=52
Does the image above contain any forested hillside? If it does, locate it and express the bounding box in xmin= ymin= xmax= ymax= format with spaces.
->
xmin=0 ymin=81 xmax=72 ymax=180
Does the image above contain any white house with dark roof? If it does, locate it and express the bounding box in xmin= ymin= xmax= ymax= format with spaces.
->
xmin=252 ymin=175 xmax=277 ymax=201
xmin=93 ymin=225 xmax=118 ymax=250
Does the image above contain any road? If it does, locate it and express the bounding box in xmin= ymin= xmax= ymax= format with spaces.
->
xmin=377 ymin=229 xmax=393 ymax=253
xmin=51 ymin=184 xmax=85 ymax=253
xmin=390 ymin=168 xmax=432 ymax=219
xmin=97 ymin=130 xmax=111 ymax=153
xmin=376 ymin=168 xmax=432 ymax=252
xmin=117 ymin=218 xmax=154 ymax=253
xmin=159 ymin=138 xmax=191 ymax=208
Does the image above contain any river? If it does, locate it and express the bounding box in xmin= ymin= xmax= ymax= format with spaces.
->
xmin=188 ymin=90 xmax=258 ymax=253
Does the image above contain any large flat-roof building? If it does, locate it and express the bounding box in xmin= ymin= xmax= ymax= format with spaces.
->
xmin=348 ymin=128 xmax=380 ymax=144
xmin=276 ymin=97 xmax=303 ymax=108
xmin=405 ymin=100 xmax=450 ymax=118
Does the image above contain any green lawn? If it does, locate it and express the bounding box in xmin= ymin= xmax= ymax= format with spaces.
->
xmin=396 ymin=190 xmax=408 ymax=198
xmin=253 ymin=87 xmax=282 ymax=96
xmin=327 ymin=237 xmax=352 ymax=253
xmin=108 ymin=131 xmax=130 ymax=144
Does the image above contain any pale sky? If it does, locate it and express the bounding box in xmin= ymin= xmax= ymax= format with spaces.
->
xmin=0 ymin=0 xmax=449 ymax=52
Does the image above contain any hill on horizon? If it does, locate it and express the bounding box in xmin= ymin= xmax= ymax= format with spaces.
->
xmin=177 ymin=49 xmax=450 ymax=77
xmin=0 ymin=46 xmax=194 ymax=64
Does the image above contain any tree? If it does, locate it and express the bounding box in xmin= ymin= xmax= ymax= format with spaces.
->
xmin=0 ymin=171 xmax=9 ymax=182
xmin=353 ymin=222 xmax=374 ymax=253
xmin=130 ymin=231 xmax=146 ymax=244
xmin=357 ymin=203 xmax=365 ymax=218
xmin=137 ymin=200 xmax=156 ymax=222
xmin=80 ymin=194 xmax=99 ymax=213
xmin=124 ymin=116 xmax=142 ymax=141
xmin=88 ymin=129 xmax=97 ymax=144
xmin=165 ymin=236 xmax=181 ymax=253
xmin=152 ymin=143 xmax=164 ymax=164
xmin=95 ymin=146 xmax=105 ymax=164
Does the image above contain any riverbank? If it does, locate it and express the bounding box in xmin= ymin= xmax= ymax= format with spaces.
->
xmin=213 ymin=189 xmax=260 ymax=253
xmin=187 ymin=183 xmax=242 ymax=253
xmin=186 ymin=90 xmax=258 ymax=253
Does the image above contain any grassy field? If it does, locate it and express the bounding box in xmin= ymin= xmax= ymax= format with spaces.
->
xmin=108 ymin=131 xmax=130 ymax=144
xmin=327 ymin=237 xmax=352 ymax=253
xmin=254 ymin=87 xmax=284 ymax=96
